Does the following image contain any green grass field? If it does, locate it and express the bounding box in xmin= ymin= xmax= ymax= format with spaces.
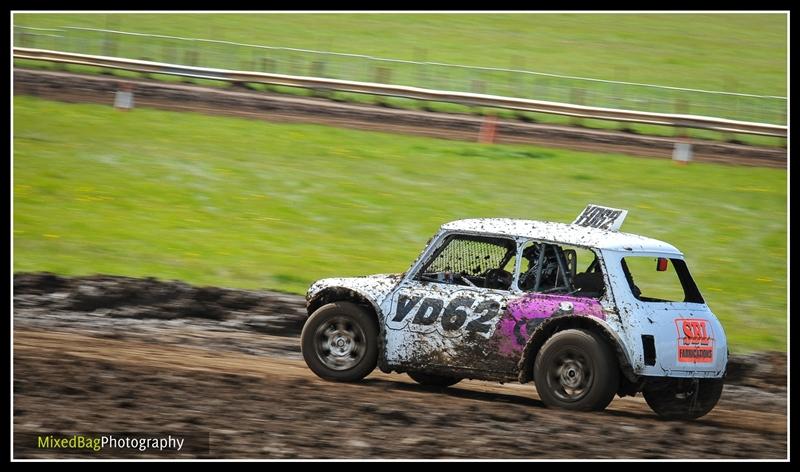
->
xmin=14 ymin=13 xmax=787 ymax=94
xmin=13 ymin=96 xmax=786 ymax=353
xmin=14 ymin=13 xmax=788 ymax=146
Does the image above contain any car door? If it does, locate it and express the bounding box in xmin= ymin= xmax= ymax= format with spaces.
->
xmin=382 ymin=233 xmax=516 ymax=376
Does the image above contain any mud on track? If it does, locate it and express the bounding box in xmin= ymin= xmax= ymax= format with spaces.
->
xmin=13 ymin=273 xmax=788 ymax=459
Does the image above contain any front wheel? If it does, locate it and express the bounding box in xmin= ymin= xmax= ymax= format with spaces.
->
xmin=533 ymin=329 xmax=619 ymax=411
xmin=301 ymin=301 xmax=378 ymax=382
xmin=407 ymin=371 xmax=461 ymax=387
xmin=642 ymin=378 xmax=724 ymax=420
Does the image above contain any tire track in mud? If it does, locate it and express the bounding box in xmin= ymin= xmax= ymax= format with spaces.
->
xmin=14 ymin=329 xmax=788 ymax=437
xmin=13 ymin=329 xmax=787 ymax=459
xmin=13 ymin=273 xmax=788 ymax=459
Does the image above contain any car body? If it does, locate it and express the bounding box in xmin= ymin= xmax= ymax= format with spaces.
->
xmin=301 ymin=204 xmax=727 ymax=419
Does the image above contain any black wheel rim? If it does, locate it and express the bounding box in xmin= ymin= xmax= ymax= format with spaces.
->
xmin=314 ymin=315 xmax=366 ymax=371
xmin=546 ymin=347 xmax=593 ymax=402
xmin=671 ymin=379 xmax=701 ymax=410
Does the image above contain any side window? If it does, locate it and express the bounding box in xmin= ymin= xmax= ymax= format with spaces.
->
xmin=415 ymin=234 xmax=516 ymax=290
xmin=571 ymin=247 xmax=606 ymax=298
xmin=621 ymin=257 xmax=703 ymax=303
xmin=518 ymin=241 xmax=605 ymax=298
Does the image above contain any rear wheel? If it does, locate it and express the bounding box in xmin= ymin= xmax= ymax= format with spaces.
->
xmin=643 ymin=378 xmax=724 ymax=420
xmin=301 ymin=302 xmax=378 ymax=382
xmin=407 ymin=371 xmax=461 ymax=387
xmin=533 ymin=329 xmax=619 ymax=411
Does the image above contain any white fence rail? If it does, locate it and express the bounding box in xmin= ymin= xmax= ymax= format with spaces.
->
xmin=13 ymin=47 xmax=787 ymax=138
xmin=13 ymin=25 xmax=788 ymax=127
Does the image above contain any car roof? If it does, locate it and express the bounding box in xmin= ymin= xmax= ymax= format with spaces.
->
xmin=441 ymin=218 xmax=682 ymax=255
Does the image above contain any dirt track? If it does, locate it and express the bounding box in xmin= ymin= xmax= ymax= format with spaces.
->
xmin=13 ymin=69 xmax=787 ymax=168
xmin=13 ymin=273 xmax=788 ymax=459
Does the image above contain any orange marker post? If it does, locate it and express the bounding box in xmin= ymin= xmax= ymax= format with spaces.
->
xmin=478 ymin=114 xmax=498 ymax=144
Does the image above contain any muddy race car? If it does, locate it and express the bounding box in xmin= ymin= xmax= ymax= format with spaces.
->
xmin=301 ymin=204 xmax=727 ymax=419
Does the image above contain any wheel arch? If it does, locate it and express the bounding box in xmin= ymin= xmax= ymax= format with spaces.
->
xmin=306 ymin=286 xmax=389 ymax=372
xmin=307 ymin=286 xmax=381 ymax=319
xmin=517 ymin=315 xmax=637 ymax=384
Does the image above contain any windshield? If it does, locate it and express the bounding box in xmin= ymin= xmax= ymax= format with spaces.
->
xmin=620 ymin=256 xmax=704 ymax=303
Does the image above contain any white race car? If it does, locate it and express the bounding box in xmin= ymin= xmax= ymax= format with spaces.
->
xmin=302 ymin=204 xmax=727 ymax=419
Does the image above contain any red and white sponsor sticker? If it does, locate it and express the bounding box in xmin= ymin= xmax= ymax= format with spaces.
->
xmin=675 ymin=318 xmax=714 ymax=363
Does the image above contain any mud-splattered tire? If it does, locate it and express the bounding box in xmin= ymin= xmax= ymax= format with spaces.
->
xmin=407 ymin=371 xmax=461 ymax=387
xmin=301 ymin=302 xmax=378 ymax=382
xmin=643 ymin=378 xmax=724 ymax=420
xmin=534 ymin=329 xmax=619 ymax=411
